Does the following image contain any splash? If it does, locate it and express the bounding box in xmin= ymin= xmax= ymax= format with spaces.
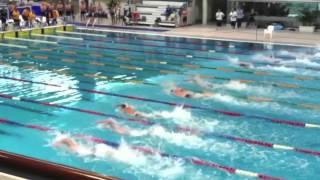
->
xmin=228 ymin=56 xmax=240 ymax=65
xmin=257 ymin=65 xmax=297 ymax=74
xmin=223 ymin=80 xmax=249 ymax=91
xmin=151 ymin=106 xmax=193 ymax=123
xmin=148 ymin=126 xmax=207 ymax=149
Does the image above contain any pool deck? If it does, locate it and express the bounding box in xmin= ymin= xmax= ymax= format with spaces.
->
xmin=79 ymin=24 xmax=320 ymax=47
xmin=164 ymin=25 xmax=320 ymax=47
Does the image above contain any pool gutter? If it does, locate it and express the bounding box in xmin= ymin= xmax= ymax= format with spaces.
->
xmin=0 ymin=150 xmax=118 ymax=180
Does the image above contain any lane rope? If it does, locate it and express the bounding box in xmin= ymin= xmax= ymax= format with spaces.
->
xmin=32 ymin=34 xmax=83 ymax=41
xmin=5 ymin=37 xmax=58 ymax=45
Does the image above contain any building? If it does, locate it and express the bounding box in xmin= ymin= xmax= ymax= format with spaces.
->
xmin=199 ymin=0 xmax=320 ymax=27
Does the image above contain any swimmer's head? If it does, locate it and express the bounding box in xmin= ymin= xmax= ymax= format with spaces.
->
xmin=185 ymin=94 xmax=192 ymax=98
xmin=118 ymin=104 xmax=127 ymax=109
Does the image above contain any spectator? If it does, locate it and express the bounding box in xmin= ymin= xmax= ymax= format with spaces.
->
xmin=57 ymin=1 xmax=64 ymax=18
xmin=51 ymin=6 xmax=60 ymax=25
xmin=80 ymin=0 xmax=87 ymax=22
xmin=236 ymin=7 xmax=244 ymax=28
xmin=96 ymin=2 xmax=103 ymax=24
xmin=110 ymin=6 xmax=116 ymax=25
xmin=28 ymin=9 xmax=36 ymax=27
xmin=86 ymin=2 xmax=97 ymax=27
xmin=229 ymin=9 xmax=237 ymax=29
xmin=246 ymin=9 xmax=256 ymax=28
xmin=123 ymin=7 xmax=131 ymax=25
xmin=40 ymin=1 xmax=48 ymax=25
xmin=22 ymin=7 xmax=31 ymax=27
xmin=65 ymin=1 xmax=74 ymax=23
xmin=0 ymin=8 xmax=7 ymax=31
xmin=181 ymin=8 xmax=187 ymax=26
xmin=165 ymin=5 xmax=172 ymax=21
xmin=11 ymin=6 xmax=20 ymax=29
xmin=45 ymin=4 xmax=53 ymax=26
xmin=215 ymin=9 xmax=224 ymax=29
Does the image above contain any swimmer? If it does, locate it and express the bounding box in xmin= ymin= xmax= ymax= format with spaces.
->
xmin=117 ymin=104 xmax=147 ymax=118
xmin=96 ymin=119 xmax=149 ymax=137
xmin=96 ymin=119 xmax=129 ymax=135
xmin=53 ymin=136 xmax=80 ymax=153
xmin=189 ymin=75 xmax=214 ymax=90
xmin=170 ymin=86 xmax=213 ymax=99
xmin=238 ymin=62 xmax=253 ymax=68
xmin=53 ymin=134 xmax=116 ymax=158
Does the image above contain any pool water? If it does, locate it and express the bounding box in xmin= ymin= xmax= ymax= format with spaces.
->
xmin=0 ymin=28 xmax=320 ymax=180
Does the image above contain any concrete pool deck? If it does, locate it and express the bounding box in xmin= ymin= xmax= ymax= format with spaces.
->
xmin=164 ymin=25 xmax=320 ymax=47
xmin=79 ymin=24 xmax=320 ymax=47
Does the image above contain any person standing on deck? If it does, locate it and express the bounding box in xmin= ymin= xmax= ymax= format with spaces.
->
xmin=215 ymin=9 xmax=224 ymax=30
xmin=229 ymin=9 xmax=237 ymax=29
xmin=86 ymin=2 xmax=97 ymax=28
xmin=80 ymin=0 xmax=87 ymax=22
xmin=236 ymin=7 xmax=244 ymax=28
xmin=65 ymin=1 xmax=74 ymax=23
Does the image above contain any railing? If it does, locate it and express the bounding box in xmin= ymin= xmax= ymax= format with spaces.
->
xmin=0 ymin=150 xmax=118 ymax=180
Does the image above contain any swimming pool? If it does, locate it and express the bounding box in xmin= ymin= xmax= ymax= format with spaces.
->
xmin=0 ymin=27 xmax=320 ymax=180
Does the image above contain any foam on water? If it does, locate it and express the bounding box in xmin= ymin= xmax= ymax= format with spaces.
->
xmin=51 ymin=133 xmax=186 ymax=179
xmin=151 ymin=106 xmax=193 ymax=122
xmin=257 ymin=65 xmax=297 ymax=73
xmin=283 ymin=57 xmax=320 ymax=67
xmin=148 ymin=126 xmax=207 ymax=149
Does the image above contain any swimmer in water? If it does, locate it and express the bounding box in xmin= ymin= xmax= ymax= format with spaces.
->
xmin=117 ymin=104 xmax=147 ymax=118
xmin=96 ymin=119 xmax=129 ymax=135
xmin=53 ymin=135 xmax=116 ymax=158
xmin=170 ymin=86 xmax=213 ymax=99
xmin=53 ymin=136 xmax=80 ymax=153
xmin=238 ymin=62 xmax=253 ymax=68
xmin=189 ymin=75 xmax=214 ymax=90
xmin=96 ymin=119 xmax=150 ymax=137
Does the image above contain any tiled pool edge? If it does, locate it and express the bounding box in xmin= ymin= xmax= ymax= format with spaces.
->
xmin=0 ymin=172 xmax=26 ymax=180
xmin=0 ymin=150 xmax=117 ymax=180
xmin=0 ymin=25 xmax=74 ymax=38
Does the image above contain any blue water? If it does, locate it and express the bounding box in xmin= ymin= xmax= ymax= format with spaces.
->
xmin=0 ymin=28 xmax=319 ymax=180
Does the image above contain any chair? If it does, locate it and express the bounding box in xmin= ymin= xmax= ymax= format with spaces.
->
xmin=264 ymin=25 xmax=274 ymax=40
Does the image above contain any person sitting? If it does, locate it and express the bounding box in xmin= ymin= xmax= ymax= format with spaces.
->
xmin=51 ymin=6 xmax=60 ymax=25
xmin=22 ymin=7 xmax=31 ymax=28
xmin=11 ymin=6 xmax=20 ymax=29
xmin=123 ymin=7 xmax=131 ymax=25
xmin=28 ymin=10 xmax=36 ymax=28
